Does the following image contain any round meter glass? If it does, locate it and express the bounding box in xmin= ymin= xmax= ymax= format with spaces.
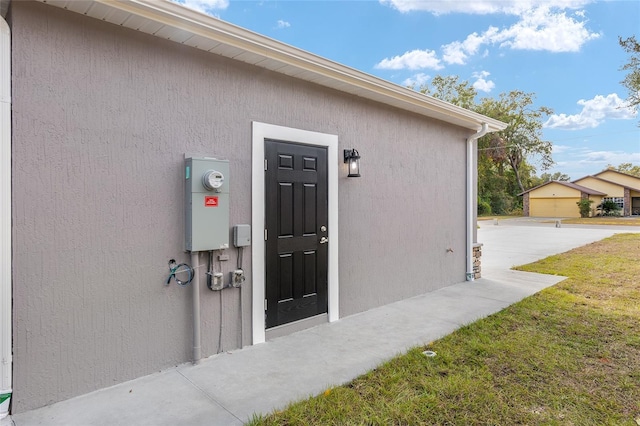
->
xmin=202 ymin=170 xmax=224 ymax=191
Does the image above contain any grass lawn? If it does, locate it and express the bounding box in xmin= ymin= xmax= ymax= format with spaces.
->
xmin=558 ymin=217 xmax=640 ymax=226
xmin=249 ymin=233 xmax=640 ymax=425
xmin=477 ymin=215 xmax=520 ymax=221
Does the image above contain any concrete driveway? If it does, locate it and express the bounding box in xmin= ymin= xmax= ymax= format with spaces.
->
xmin=479 ymin=217 xmax=639 ymax=276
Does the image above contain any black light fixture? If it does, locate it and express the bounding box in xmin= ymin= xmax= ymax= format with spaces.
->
xmin=343 ymin=149 xmax=361 ymax=177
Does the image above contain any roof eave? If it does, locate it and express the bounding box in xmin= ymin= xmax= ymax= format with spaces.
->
xmin=36 ymin=0 xmax=506 ymax=132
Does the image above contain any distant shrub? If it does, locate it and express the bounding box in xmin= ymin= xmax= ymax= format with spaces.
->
xmin=489 ymin=193 xmax=512 ymax=215
xmin=478 ymin=199 xmax=492 ymax=216
xmin=576 ymin=199 xmax=593 ymax=218
xmin=597 ymin=200 xmax=622 ymax=216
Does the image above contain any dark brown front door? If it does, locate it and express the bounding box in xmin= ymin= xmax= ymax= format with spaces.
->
xmin=265 ymin=139 xmax=328 ymax=328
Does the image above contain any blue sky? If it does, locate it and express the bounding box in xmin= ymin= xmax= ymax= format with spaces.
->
xmin=175 ymin=0 xmax=639 ymax=180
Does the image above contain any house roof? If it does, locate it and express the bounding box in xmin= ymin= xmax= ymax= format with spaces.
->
xmin=26 ymin=0 xmax=507 ymax=133
xmin=593 ymin=169 xmax=640 ymax=182
xmin=519 ymin=180 xmax=607 ymax=196
xmin=574 ymin=174 xmax=640 ymax=193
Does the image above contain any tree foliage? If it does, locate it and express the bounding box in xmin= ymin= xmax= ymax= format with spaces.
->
xmin=540 ymin=172 xmax=571 ymax=182
xmin=619 ymin=35 xmax=640 ymax=116
xmin=527 ymin=172 xmax=571 ymax=190
xmin=576 ymin=199 xmax=593 ymax=218
xmin=420 ymin=75 xmax=477 ymax=110
xmin=476 ymin=91 xmax=553 ymax=194
xmin=418 ymin=76 xmax=554 ymax=214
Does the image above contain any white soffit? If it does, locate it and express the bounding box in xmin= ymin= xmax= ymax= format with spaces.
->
xmin=38 ymin=0 xmax=506 ymax=132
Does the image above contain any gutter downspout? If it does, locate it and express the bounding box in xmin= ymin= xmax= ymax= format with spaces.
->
xmin=1 ymin=14 xmax=11 ymax=419
xmin=466 ymin=123 xmax=488 ymax=281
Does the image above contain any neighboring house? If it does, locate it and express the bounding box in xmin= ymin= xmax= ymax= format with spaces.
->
xmin=578 ymin=170 xmax=640 ymax=216
xmin=521 ymin=170 xmax=640 ymax=218
xmin=0 ymin=0 xmax=506 ymax=415
xmin=521 ymin=181 xmax=606 ymax=218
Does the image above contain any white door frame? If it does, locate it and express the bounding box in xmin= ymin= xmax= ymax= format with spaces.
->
xmin=251 ymin=122 xmax=339 ymax=344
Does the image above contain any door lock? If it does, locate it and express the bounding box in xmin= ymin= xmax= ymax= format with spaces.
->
xmin=319 ymin=237 xmax=328 ymax=244
xmin=320 ymin=225 xmax=327 ymax=232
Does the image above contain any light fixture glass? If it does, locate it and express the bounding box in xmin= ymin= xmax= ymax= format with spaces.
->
xmin=343 ymin=149 xmax=361 ymax=177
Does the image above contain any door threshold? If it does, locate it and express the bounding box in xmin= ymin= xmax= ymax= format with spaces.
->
xmin=265 ymin=314 xmax=328 ymax=341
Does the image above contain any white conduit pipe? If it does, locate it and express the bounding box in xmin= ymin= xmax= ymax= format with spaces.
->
xmin=466 ymin=123 xmax=489 ymax=281
xmin=191 ymin=252 xmax=202 ymax=364
xmin=0 ymin=15 xmax=12 ymax=419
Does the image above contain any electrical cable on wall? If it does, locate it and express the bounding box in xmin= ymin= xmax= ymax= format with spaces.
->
xmin=166 ymin=259 xmax=193 ymax=286
xmin=236 ymin=246 xmax=243 ymax=270
xmin=218 ymin=251 xmax=225 ymax=352
xmin=206 ymin=251 xmax=214 ymax=290
xmin=218 ymin=283 xmax=224 ymax=354
xmin=236 ymin=246 xmax=244 ymax=348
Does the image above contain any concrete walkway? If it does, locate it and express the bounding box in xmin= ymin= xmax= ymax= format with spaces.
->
xmin=5 ymin=220 xmax=638 ymax=426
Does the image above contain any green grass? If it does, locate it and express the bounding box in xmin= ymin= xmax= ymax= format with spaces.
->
xmin=558 ymin=217 xmax=640 ymax=226
xmin=477 ymin=215 xmax=520 ymax=221
xmin=249 ymin=233 xmax=640 ymax=425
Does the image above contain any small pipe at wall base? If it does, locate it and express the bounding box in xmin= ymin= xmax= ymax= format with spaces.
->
xmin=191 ymin=251 xmax=202 ymax=364
xmin=466 ymin=123 xmax=489 ymax=281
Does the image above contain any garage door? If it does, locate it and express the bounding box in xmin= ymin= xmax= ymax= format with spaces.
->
xmin=530 ymin=198 xmax=581 ymax=218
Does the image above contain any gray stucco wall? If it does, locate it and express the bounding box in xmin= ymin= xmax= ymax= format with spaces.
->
xmin=10 ymin=1 xmax=470 ymax=412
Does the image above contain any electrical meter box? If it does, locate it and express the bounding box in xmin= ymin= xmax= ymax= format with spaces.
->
xmin=185 ymin=157 xmax=230 ymax=251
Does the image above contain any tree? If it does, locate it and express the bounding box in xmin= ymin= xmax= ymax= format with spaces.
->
xmin=528 ymin=172 xmax=571 ymax=190
xmin=476 ymin=91 xmax=554 ymax=193
xmin=418 ymin=76 xmax=554 ymax=213
xmin=419 ymin=75 xmax=477 ymax=110
xmin=606 ymin=162 xmax=640 ymax=177
xmin=540 ymin=172 xmax=571 ymax=182
xmin=619 ymin=35 xmax=640 ymax=118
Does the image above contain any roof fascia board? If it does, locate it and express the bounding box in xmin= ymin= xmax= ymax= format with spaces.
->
xmin=40 ymin=0 xmax=506 ymax=132
xmin=519 ymin=180 xmax=606 ymax=196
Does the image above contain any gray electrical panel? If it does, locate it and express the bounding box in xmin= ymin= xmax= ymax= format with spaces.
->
xmin=185 ymin=157 xmax=230 ymax=252
xmin=233 ymin=224 xmax=251 ymax=247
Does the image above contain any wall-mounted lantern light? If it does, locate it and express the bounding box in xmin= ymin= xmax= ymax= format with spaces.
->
xmin=343 ymin=149 xmax=361 ymax=177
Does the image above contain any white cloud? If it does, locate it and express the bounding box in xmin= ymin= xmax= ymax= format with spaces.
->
xmin=403 ymin=73 xmax=430 ymax=88
xmin=579 ymin=151 xmax=640 ymax=165
xmin=440 ymin=6 xmax=599 ymax=65
xmin=489 ymin=6 xmax=600 ymax=52
xmin=544 ymin=93 xmax=637 ymax=130
xmin=380 ymin=0 xmax=592 ymax=15
xmin=471 ymin=71 xmax=495 ymax=93
xmin=442 ymin=32 xmax=486 ymax=64
xmin=375 ymin=49 xmax=443 ymax=70
xmin=551 ymin=144 xmax=573 ymax=154
xmin=276 ymin=20 xmax=291 ymax=29
xmin=173 ymin=0 xmax=229 ymax=13
xmin=378 ymin=1 xmax=600 ymax=69
xmin=545 ymin=146 xmax=640 ymax=178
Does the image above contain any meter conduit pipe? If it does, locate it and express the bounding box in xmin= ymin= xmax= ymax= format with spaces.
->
xmin=192 ymin=252 xmax=202 ymax=364
xmin=466 ymin=123 xmax=489 ymax=281
xmin=1 ymin=15 xmax=11 ymax=419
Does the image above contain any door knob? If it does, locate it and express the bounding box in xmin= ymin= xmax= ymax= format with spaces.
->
xmin=319 ymin=237 xmax=328 ymax=244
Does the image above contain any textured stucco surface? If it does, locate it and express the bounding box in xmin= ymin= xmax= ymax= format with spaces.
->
xmin=11 ymin=1 xmax=471 ymax=412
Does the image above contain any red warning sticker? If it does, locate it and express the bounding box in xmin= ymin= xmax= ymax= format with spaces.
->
xmin=204 ymin=196 xmax=219 ymax=207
